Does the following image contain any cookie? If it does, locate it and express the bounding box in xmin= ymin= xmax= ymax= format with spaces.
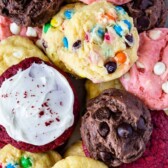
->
xmin=0 ymin=16 xmax=41 ymax=42
xmin=0 ymin=0 xmax=64 ymax=27
xmin=0 ymin=57 xmax=79 ymax=152
xmin=124 ymin=0 xmax=167 ymax=32
xmin=120 ymin=28 xmax=168 ymax=110
xmin=42 ymin=1 xmax=139 ymax=83
xmin=0 ymin=144 xmax=62 ymax=168
xmin=81 ymin=88 xmax=153 ymax=167
xmin=64 ymin=141 xmax=85 ymax=158
xmin=52 ymin=156 xmax=108 ymax=168
xmin=120 ymin=110 xmax=168 ymax=168
xmin=80 ymin=0 xmax=131 ymax=5
xmin=85 ymin=79 xmax=124 ymax=99
xmin=0 ymin=36 xmax=49 ymax=75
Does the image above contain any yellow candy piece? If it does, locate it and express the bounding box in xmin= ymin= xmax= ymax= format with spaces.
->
xmin=51 ymin=18 xmax=59 ymax=28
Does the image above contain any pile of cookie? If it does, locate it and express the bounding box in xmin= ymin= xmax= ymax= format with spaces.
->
xmin=0 ymin=0 xmax=167 ymax=168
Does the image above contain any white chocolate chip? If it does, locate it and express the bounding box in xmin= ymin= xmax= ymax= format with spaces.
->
xmin=10 ymin=23 xmax=21 ymax=35
xmin=26 ymin=27 xmax=37 ymax=37
xmin=13 ymin=51 xmax=22 ymax=58
xmin=123 ymin=72 xmax=130 ymax=81
xmin=148 ymin=30 xmax=162 ymax=40
xmin=162 ymin=81 xmax=168 ymax=94
xmin=136 ymin=61 xmax=145 ymax=69
xmin=153 ymin=62 xmax=166 ymax=76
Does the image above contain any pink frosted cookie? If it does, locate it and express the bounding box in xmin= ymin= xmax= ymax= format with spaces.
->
xmin=80 ymin=0 xmax=131 ymax=5
xmin=120 ymin=28 xmax=168 ymax=110
xmin=0 ymin=16 xmax=41 ymax=42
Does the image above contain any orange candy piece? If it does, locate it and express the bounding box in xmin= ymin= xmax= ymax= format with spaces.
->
xmin=115 ymin=52 xmax=127 ymax=64
xmin=105 ymin=12 xmax=116 ymax=21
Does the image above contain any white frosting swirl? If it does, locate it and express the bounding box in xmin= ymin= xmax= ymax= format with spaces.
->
xmin=0 ymin=63 xmax=74 ymax=146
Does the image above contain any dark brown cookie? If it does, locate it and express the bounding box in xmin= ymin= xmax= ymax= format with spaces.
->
xmin=0 ymin=0 xmax=64 ymax=26
xmin=124 ymin=0 xmax=168 ymax=32
xmin=81 ymin=89 xmax=153 ymax=167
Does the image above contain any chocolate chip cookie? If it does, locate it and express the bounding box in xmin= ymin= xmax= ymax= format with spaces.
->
xmin=0 ymin=0 xmax=64 ymax=26
xmin=81 ymin=88 xmax=153 ymax=167
xmin=124 ymin=0 xmax=167 ymax=32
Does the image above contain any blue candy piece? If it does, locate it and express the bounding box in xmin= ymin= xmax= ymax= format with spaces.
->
xmin=6 ymin=163 xmax=18 ymax=168
xmin=97 ymin=28 xmax=105 ymax=38
xmin=113 ymin=25 xmax=123 ymax=37
xmin=115 ymin=6 xmax=126 ymax=14
xmin=64 ymin=9 xmax=75 ymax=20
xmin=62 ymin=37 xmax=68 ymax=49
xmin=123 ymin=20 xmax=132 ymax=31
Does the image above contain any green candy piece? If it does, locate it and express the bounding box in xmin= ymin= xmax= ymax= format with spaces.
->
xmin=20 ymin=156 xmax=32 ymax=168
xmin=43 ymin=22 xmax=51 ymax=33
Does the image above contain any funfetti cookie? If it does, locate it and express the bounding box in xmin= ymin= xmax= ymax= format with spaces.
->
xmin=0 ymin=0 xmax=64 ymax=27
xmin=80 ymin=0 xmax=131 ymax=5
xmin=120 ymin=28 xmax=168 ymax=110
xmin=81 ymin=88 xmax=153 ymax=167
xmin=0 ymin=144 xmax=62 ymax=168
xmin=0 ymin=15 xmax=41 ymax=43
xmin=52 ymin=156 xmax=108 ymax=168
xmin=124 ymin=0 xmax=168 ymax=32
xmin=0 ymin=57 xmax=79 ymax=152
xmin=42 ymin=3 xmax=85 ymax=72
xmin=0 ymin=36 xmax=49 ymax=75
xmin=42 ymin=1 xmax=139 ymax=83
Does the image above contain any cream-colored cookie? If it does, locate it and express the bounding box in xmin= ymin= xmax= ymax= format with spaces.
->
xmin=0 ymin=36 xmax=49 ymax=75
xmin=64 ymin=141 xmax=85 ymax=157
xmin=52 ymin=156 xmax=108 ymax=168
xmin=42 ymin=1 xmax=139 ymax=83
xmin=0 ymin=144 xmax=62 ymax=168
xmin=65 ymin=0 xmax=79 ymax=3
xmin=85 ymin=79 xmax=124 ymax=99
xmin=42 ymin=3 xmax=85 ymax=73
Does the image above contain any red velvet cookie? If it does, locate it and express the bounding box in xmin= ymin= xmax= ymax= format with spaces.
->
xmin=120 ymin=110 xmax=168 ymax=168
xmin=0 ymin=57 xmax=79 ymax=152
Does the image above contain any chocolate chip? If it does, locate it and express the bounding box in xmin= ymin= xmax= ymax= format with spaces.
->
xmin=111 ymin=112 xmax=122 ymax=120
xmin=117 ymin=123 xmax=133 ymax=138
xmin=42 ymin=40 xmax=48 ymax=49
xmin=94 ymin=107 xmax=111 ymax=120
xmin=73 ymin=40 xmax=81 ymax=50
xmin=134 ymin=0 xmax=153 ymax=10
xmin=139 ymin=0 xmax=153 ymax=10
xmin=137 ymin=117 xmax=146 ymax=130
xmin=98 ymin=122 xmax=110 ymax=138
xmin=2 ymin=8 xmax=9 ymax=15
xmin=137 ymin=16 xmax=150 ymax=30
xmin=104 ymin=61 xmax=117 ymax=74
xmin=2 ymin=0 xmax=8 ymax=5
xmin=100 ymin=151 xmax=113 ymax=162
xmin=125 ymin=34 xmax=134 ymax=47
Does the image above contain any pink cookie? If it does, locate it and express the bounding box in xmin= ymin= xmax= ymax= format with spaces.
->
xmin=120 ymin=28 xmax=168 ymax=110
xmin=80 ymin=0 xmax=131 ymax=5
xmin=0 ymin=16 xmax=41 ymax=42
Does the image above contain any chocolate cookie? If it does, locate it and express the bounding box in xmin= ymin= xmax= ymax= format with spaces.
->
xmin=124 ymin=0 xmax=167 ymax=32
xmin=0 ymin=0 xmax=64 ymax=26
xmin=81 ymin=89 xmax=153 ymax=167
